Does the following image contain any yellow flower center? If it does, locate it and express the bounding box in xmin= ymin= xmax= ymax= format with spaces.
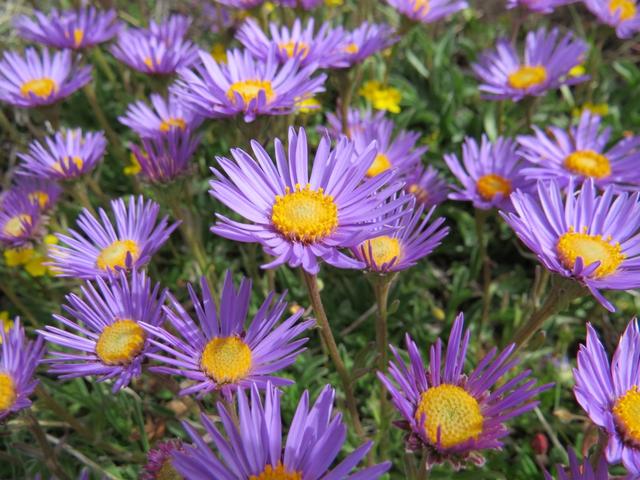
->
xmin=613 ymin=386 xmax=640 ymax=445
xmin=73 ymin=28 xmax=84 ymax=47
xmin=144 ymin=56 xmax=159 ymax=70
xmin=96 ymin=239 xmax=140 ymax=271
xmin=508 ymin=65 xmax=548 ymax=90
xmin=415 ymin=384 xmax=484 ymax=448
xmin=156 ymin=459 xmax=183 ymax=480
xmin=226 ymin=80 xmax=276 ymax=106
xmin=53 ymin=155 xmax=84 ymax=175
xmin=362 ymin=235 xmax=401 ymax=266
xmin=366 ymin=153 xmax=392 ymax=177
xmin=412 ymin=0 xmax=430 ymax=12
xmin=343 ymin=43 xmax=359 ymax=54
xmin=609 ymin=0 xmax=637 ymax=20
xmin=556 ymin=228 xmax=624 ymax=278
xmin=564 ymin=150 xmax=612 ymax=179
xmin=200 ymin=336 xmax=252 ymax=384
xmin=0 ymin=373 xmax=16 ymax=411
xmin=271 ymin=184 xmax=339 ymax=243
xmin=20 ymin=77 xmax=58 ymax=98
xmin=278 ymin=41 xmax=310 ymax=59
xmin=250 ymin=463 xmax=302 ymax=480
xmin=408 ymin=184 xmax=429 ymax=204
xmin=95 ymin=319 xmax=146 ymax=365
xmin=159 ymin=117 xmax=187 ymax=132
xmin=28 ymin=191 xmax=50 ymax=209
xmin=476 ymin=174 xmax=512 ymax=200
xmin=3 ymin=214 xmax=31 ymax=237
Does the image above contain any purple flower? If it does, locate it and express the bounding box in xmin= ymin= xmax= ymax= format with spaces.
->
xmin=49 ymin=195 xmax=179 ymax=279
xmin=209 ymin=127 xmax=407 ymax=274
xmin=518 ymin=111 xmax=640 ymax=191
xmin=544 ymin=449 xmax=609 ymax=480
xmin=143 ymin=272 xmax=314 ymax=398
xmin=378 ymin=313 xmax=551 ymax=468
xmin=119 ymin=93 xmax=202 ymax=138
xmin=506 ymin=0 xmax=574 ymax=13
xmin=0 ymin=193 xmax=42 ymax=248
xmin=472 ymin=28 xmax=588 ymax=101
xmin=173 ymin=383 xmax=391 ymax=479
xmin=574 ymin=319 xmax=640 ymax=475
xmin=37 ymin=270 xmax=166 ymax=393
xmin=172 ymin=48 xmax=326 ymax=122
xmin=14 ymin=7 xmax=119 ymax=50
xmin=404 ymin=165 xmax=450 ymax=207
xmin=0 ymin=48 xmax=91 ymax=108
xmin=584 ymin=0 xmax=640 ymax=39
xmin=386 ymin=0 xmax=468 ymax=24
xmin=0 ymin=319 xmax=45 ymax=420
xmin=502 ymin=179 xmax=640 ymax=312
xmin=215 ymin=0 xmax=266 ymax=7
xmin=18 ymin=129 xmax=107 ymax=180
xmin=148 ymin=14 xmax=192 ymax=43
xmin=444 ymin=135 xmax=529 ymax=211
xmin=275 ymin=0 xmax=324 ymax=8
xmin=324 ymin=107 xmax=386 ymax=138
xmin=142 ymin=440 xmax=185 ymax=480
xmin=7 ymin=176 xmax=62 ymax=212
xmin=332 ymin=23 xmax=397 ymax=68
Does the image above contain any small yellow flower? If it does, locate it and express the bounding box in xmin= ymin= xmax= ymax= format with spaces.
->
xmin=296 ymin=96 xmax=321 ymax=114
xmin=124 ymin=152 xmax=142 ymax=176
xmin=371 ymin=88 xmax=402 ymax=114
xmin=44 ymin=234 xmax=59 ymax=245
xmin=4 ymin=248 xmax=34 ymax=267
xmin=431 ymin=306 xmax=446 ymax=321
xmin=289 ymin=303 xmax=304 ymax=315
xmin=24 ymin=253 xmax=47 ymax=277
xmin=568 ymin=64 xmax=586 ymax=77
xmin=325 ymin=0 xmax=344 ymax=5
xmin=263 ymin=1 xmax=276 ymax=13
xmin=211 ymin=43 xmax=227 ymax=63
xmin=0 ymin=312 xmax=13 ymax=344
xmin=359 ymin=80 xmax=383 ymax=101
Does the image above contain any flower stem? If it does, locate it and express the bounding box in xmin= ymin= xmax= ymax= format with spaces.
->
xmin=475 ymin=209 xmax=492 ymax=332
xmin=82 ymin=84 xmax=127 ymax=165
xmin=0 ymin=280 xmax=38 ymax=327
xmin=72 ymin=180 xmax=96 ymax=215
xmin=0 ymin=109 xmax=21 ymax=142
xmin=26 ymin=411 xmax=71 ymax=480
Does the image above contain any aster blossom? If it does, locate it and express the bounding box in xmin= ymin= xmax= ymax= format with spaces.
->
xmin=214 ymin=0 xmax=266 ymax=8
xmin=584 ymin=0 xmax=640 ymax=39
xmin=119 ymin=93 xmax=202 ymax=138
xmin=37 ymin=270 xmax=166 ymax=393
xmin=544 ymin=449 xmax=609 ymax=480
xmin=276 ymin=0 xmax=324 ymax=7
xmin=378 ymin=313 xmax=551 ymax=468
xmin=48 ymin=195 xmax=179 ymax=279
xmin=210 ymin=127 xmax=407 ymax=274
xmin=324 ymin=107 xmax=385 ymax=138
xmin=142 ymin=440 xmax=184 ymax=480
xmin=143 ymin=272 xmax=314 ymax=397
xmin=404 ymin=165 xmax=449 ymax=208
xmin=173 ymin=383 xmax=391 ymax=479
xmin=0 ymin=194 xmax=42 ymax=248
xmin=332 ymin=23 xmax=397 ymax=68
xmin=385 ymin=0 xmax=468 ymax=24
xmin=472 ymin=28 xmax=588 ymax=101
xmin=506 ymin=0 xmax=574 ymax=13
xmin=10 ymin=176 xmax=62 ymax=212
xmin=0 ymin=48 xmax=91 ymax=108
xmin=502 ymin=179 xmax=640 ymax=312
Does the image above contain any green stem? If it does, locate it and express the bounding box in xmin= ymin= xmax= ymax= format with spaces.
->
xmin=338 ymin=70 xmax=355 ymax=136
xmin=91 ymin=48 xmax=117 ymax=84
xmin=26 ymin=411 xmax=71 ymax=480
xmin=0 ymin=280 xmax=38 ymax=327
xmin=72 ymin=180 xmax=96 ymax=215
xmin=475 ymin=209 xmax=492 ymax=333
xmin=82 ymin=84 xmax=127 ymax=165
xmin=0 ymin=109 xmax=21 ymax=142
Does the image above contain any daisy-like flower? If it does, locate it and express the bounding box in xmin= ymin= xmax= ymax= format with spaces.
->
xmin=584 ymin=0 xmax=640 ymax=39
xmin=0 ymin=319 xmax=45 ymax=420
xmin=210 ymin=127 xmax=407 ymax=273
xmin=574 ymin=319 xmax=640 ymax=475
xmin=38 ymin=270 xmax=166 ymax=393
xmin=48 ymin=195 xmax=179 ymax=279
xmin=385 ymin=0 xmax=468 ymax=24
xmin=0 ymin=48 xmax=91 ymax=108
xmin=444 ymin=135 xmax=529 ymax=211
xmin=324 ymin=107 xmax=385 ymax=138
xmin=378 ymin=313 xmax=551 ymax=468
xmin=142 ymin=440 xmax=185 ymax=480
xmin=7 ymin=176 xmax=62 ymax=212
xmin=119 ymin=93 xmax=202 ymax=139
xmin=143 ymin=272 xmax=314 ymax=397
xmin=276 ymin=0 xmax=324 ymax=8
xmin=404 ymin=165 xmax=450 ymax=208
xmin=148 ymin=14 xmax=192 ymax=43
xmin=173 ymin=383 xmax=391 ymax=479
xmin=18 ymin=129 xmax=107 ymax=181
xmin=172 ymin=48 xmax=326 ymax=122
xmin=472 ymin=28 xmax=588 ymax=101
xmin=502 ymin=179 xmax=640 ymax=312
xmin=0 ymin=194 xmax=42 ymax=248
xmin=14 ymin=7 xmax=119 ymax=50
xmin=332 ymin=23 xmax=397 ymax=68
xmin=506 ymin=0 xmax=574 ymax=13
xmin=544 ymin=449 xmax=609 ymax=480
xmin=236 ymin=18 xmax=347 ymax=68
xmin=215 ymin=0 xmax=266 ymax=8
xmin=518 ymin=111 xmax=640 ymax=191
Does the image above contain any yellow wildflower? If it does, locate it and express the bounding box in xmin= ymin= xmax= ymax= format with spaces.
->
xmin=0 ymin=311 xmax=13 ymax=344
xmin=296 ymin=96 xmax=321 ymax=114
xmin=4 ymin=248 xmax=34 ymax=267
xmin=211 ymin=43 xmax=227 ymax=63
xmin=25 ymin=253 xmax=47 ymax=277
xmin=44 ymin=234 xmax=59 ymax=245
xmin=124 ymin=152 xmax=142 ymax=176
xmin=359 ymin=81 xmax=402 ymax=114
xmin=325 ymin=0 xmax=344 ymax=5
xmin=568 ymin=64 xmax=586 ymax=77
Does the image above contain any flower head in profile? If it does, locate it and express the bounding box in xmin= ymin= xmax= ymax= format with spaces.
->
xmin=49 ymin=195 xmax=179 ymax=279
xmin=142 ymin=440 xmax=184 ymax=480
xmin=444 ymin=135 xmax=529 ymax=211
xmin=472 ymin=28 xmax=588 ymax=101
xmin=173 ymin=383 xmax=391 ymax=479
xmin=14 ymin=7 xmax=119 ymax=50
xmin=507 ymin=0 xmax=573 ymax=13
xmin=0 ymin=48 xmax=91 ymax=108
xmin=544 ymin=448 xmax=609 ymax=480
xmin=386 ymin=0 xmax=468 ymax=24
xmin=210 ymin=127 xmax=407 ymax=273
xmin=332 ymin=23 xmax=397 ymax=68
xmin=148 ymin=14 xmax=192 ymax=43
xmin=502 ymin=179 xmax=640 ymax=311
xmin=18 ymin=129 xmax=107 ymax=180
xmin=379 ymin=313 xmax=551 ymax=468
xmin=0 ymin=194 xmax=42 ymax=248
xmin=518 ymin=111 xmax=640 ymax=191
xmin=10 ymin=176 xmax=62 ymax=212
xmin=404 ymin=165 xmax=449 ymax=207
xmin=324 ymin=107 xmax=385 ymax=138
xmin=143 ymin=272 xmax=314 ymax=397
xmin=574 ymin=319 xmax=640 ymax=475
xmin=584 ymin=0 xmax=640 ymax=38
xmin=38 ymin=270 xmax=166 ymax=393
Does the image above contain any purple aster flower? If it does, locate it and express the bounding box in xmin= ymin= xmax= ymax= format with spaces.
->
xmin=48 ymin=195 xmax=179 ymax=279
xmin=142 ymin=440 xmax=185 ymax=480
xmin=324 ymin=107 xmax=385 ymax=138
xmin=210 ymin=127 xmax=407 ymax=274
xmin=148 ymin=14 xmax=192 ymax=43
xmin=276 ymin=0 xmax=324 ymax=8
xmin=584 ymin=0 xmax=640 ymax=39
xmin=544 ymin=449 xmax=609 ymax=480
xmin=143 ymin=272 xmax=314 ymax=398
xmin=353 ymin=197 xmax=449 ymax=272
xmin=518 ymin=111 xmax=640 ymax=191
xmin=404 ymin=165 xmax=449 ymax=207
xmin=119 ymin=93 xmax=203 ymax=138
xmin=574 ymin=319 xmax=640 ymax=475
xmin=378 ymin=313 xmax=551 ymax=468
xmin=507 ymin=0 xmax=574 ymax=13
xmin=215 ymin=0 xmax=266 ymax=8
xmin=18 ymin=129 xmax=107 ymax=181
xmin=502 ymin=179 xmax=640 ymax=312
xmin=0 ymin=319 xmax=45 ymax=420
xmin=444 ymin=135 xmax=529 ymax=211
xmin=9 ymin=176 xmax=62 ymax=212
xmin=472 ymin=28 xmax=588 ymax=101
xmin=37 ymin=270 xmax=166 ymax=393
xmin=236 ymin=18 xmax=347 ymax=68
xmin=172 ymin=48 xmax=326 ymax=122
xmin=385 ymin=0 xmax=468 ymax=24
xmin=332 ymin=23 xmax=397 ymax=68
xmin=14 ymin=7 xmax=119 ymax=50
xmin=0 ymin=48 xmax=91 ymax=108
xmin=173 ymin=383 xmax=391 ymax=479
xmin=0 ymin=193 xmax=42 ymax=248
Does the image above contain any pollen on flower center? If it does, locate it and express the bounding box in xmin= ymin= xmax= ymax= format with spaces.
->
xmin=249 ymin=463 xmax=302 ymax=480
xmin=271 ymin=184 xmax=339 ymax=243
xmin=3 ymin=214 xmax=31 ymax=237
xmin=96 ymin=239 xmax=140 ymax=270
xmin=362 ymin=235 xmax=401 ymax=266
xmin=416 ymin=384 xmax=484 ymax=448
xmin=556 ymin=228 xmax=624 ymax=278
xmin=28 ymin=191 xmax=50 ymax=209
xmin=343 ymin=42 xmax=359 ymax=54
xmin=20 ymin=77 xmax=58 ymax=98
xmin=476 ymin=173 xmax=512 ymax=200
xmin=564 ymin=150 xmax=612 ymax=178
xmin=95 ymin=319 xmax=146 ymax=365
xmin=53 ymin=155 xmax=84 ymax=174
xmin=278 ymin=40 xmax=310 ymax=59
xmin=613 ymin=386 xmax=640 ymax=446
xmin=226 ymin=80 xmax=276 ymax=106
xmin=73 ymin=28 xmax=84 ymax=47
xmin=159 ymin=117 xmax=187 ymax=132
xmin=367 ymin=153 xmax=392 ymax=177
xmin=508 ymin=65 xmax=548 ymax=90
xmin=408 ymin=184 xmax=429 ymax=204
xmin=609 ymin=0 xmax=637 ymax=20
xmin=0 ymin=373 xmax=16 ymax=411
xmin=200 ymin=336 xmax=252 ymax=384
xmin=412 ymin=0 xmax=430 ymax=12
